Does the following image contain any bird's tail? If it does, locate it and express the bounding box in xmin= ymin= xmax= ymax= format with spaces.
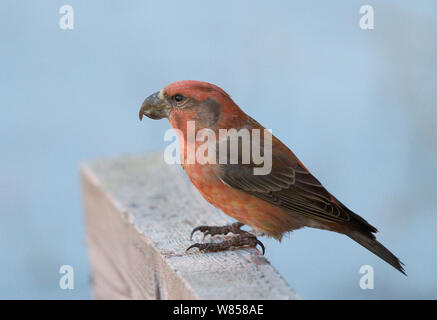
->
xmin=346 ymin=229 xmax=406 ymax=275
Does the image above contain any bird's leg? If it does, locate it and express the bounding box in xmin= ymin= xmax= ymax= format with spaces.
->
xmin=186 ymin=232 xmax=265 ymax=255
xmin=190 ymin=222 xmax=245 ymax=240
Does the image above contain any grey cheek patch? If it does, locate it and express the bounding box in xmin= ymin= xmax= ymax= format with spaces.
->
xmin=195 ymin=98 xmax=221 ymax=127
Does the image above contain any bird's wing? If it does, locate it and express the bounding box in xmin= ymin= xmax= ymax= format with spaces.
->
xmin=216 ymin=136 xmax=354 ymax=225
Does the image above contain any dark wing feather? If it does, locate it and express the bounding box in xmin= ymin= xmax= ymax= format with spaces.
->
xmin=217 ymin=137 xmax=373 ymax=227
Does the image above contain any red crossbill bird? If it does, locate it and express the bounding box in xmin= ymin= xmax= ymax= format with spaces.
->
xmin=139 ymin=80 xmax=405 ymax=274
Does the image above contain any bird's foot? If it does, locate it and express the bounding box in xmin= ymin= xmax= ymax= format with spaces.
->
xmin=186 ymin=231 xmax=265 ymax=255
xmin=190 ymin=222 xmax=245 ymax=240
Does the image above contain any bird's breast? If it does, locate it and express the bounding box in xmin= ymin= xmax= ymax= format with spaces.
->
xmin=182 ymin=163 xmax=294 ymax=239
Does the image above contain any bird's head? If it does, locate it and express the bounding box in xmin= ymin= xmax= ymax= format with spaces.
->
xmin=139 ymin=80 xmax=247 ymax=130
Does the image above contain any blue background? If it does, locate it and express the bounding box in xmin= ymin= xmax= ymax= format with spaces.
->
xmin=1 ymin=0 xmax=436 ymax=299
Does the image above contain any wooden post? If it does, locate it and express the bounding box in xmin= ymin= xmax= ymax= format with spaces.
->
xmin=81 ymin=153 xmax=298 ymax=300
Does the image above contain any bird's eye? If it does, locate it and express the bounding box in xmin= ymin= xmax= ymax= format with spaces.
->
xmin=173 ymin=94 xmax=184 ymax=102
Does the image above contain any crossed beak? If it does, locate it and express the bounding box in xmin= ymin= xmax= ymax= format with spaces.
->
xmin=139 ymin=91 xmax=170 ymax=120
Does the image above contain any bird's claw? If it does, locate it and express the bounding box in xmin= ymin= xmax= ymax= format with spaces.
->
xmin=254 ymin=238 xmax=265 ymax=255
xmin=185 ymin=242 xmax=212 ymax=253
xmin=190 ymin=226 xmax=209 ymax=240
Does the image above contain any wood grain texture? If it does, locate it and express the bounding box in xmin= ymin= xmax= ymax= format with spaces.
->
xmin=81 ymin=153 xmax=298 ymax=300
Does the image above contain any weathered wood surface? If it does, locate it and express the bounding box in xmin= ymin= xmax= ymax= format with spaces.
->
xmin=81 ymin=153 xmax=298 ymax=300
